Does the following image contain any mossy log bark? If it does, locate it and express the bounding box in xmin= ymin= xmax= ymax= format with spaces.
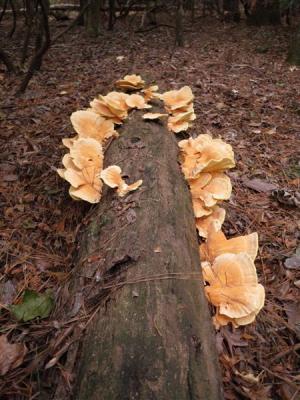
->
xmin=72 ymin=109 xmax=223 ymax=400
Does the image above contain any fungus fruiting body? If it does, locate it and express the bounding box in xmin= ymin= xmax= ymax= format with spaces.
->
xmin=100 ymin=166 xmax=143 ymax=197
xmin=70 ymin=110 xmax=116 ymax=144
xmin=115 ymin=74 xmax=145 ymax=90
xmin=202 ymin=253 xmax=265 ymax=328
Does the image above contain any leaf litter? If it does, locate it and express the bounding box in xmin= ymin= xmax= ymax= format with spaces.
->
xmin=0 ymin=14 xmax=300 ymax=400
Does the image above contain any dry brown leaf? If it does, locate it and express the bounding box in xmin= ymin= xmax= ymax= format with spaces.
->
xmin=0 ymin=335 xmax=27 ymax=376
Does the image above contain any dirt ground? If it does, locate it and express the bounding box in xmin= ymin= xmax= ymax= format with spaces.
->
xmin=0 ymin=12 xmax=300 ymax=399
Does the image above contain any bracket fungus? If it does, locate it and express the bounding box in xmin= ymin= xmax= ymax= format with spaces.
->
xmin=161 ymin=86 xmax=196 ymax=133
xmin=69 ymin=110 xmax=117 ymax=145
xmin=195 ymin=206 xmax=226 ymax=238
xmin=90 ymin=92 xmax=130 ymax=124
xmin=57 ymin=153 xmax=102 ymax=204
xmin=189 ymin=172 xmax=232 ymax=209
xmin=100 ymin=165 xmax=143 ymax=197
xmin=179 ymin=134 xmax=235 ymax=179
xmin=202 ymin=253 xmax=265 ymax=328
xmin=143 ymin=113 xmax=168 ymax=120
xmin=115 ymin=74 xmax=145 ymax=91
xmin=161 ymin=86 xmax=194 ymax=112
xmin=200 ymin=226 xmax=258 ymax=263
xmin=125 ymin=94 xmax=152 ymax=110
xmin=142 ymin=85 xmax=160 ymax=102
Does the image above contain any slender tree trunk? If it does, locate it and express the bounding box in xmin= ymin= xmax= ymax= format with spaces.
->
xmin=287 ymin=24 xmax=300 ymax=65
xmin=223 ymin=0 xmax=240 ymax=22
xmin=108 ymin=0 xmax=115 ymax=30
xmin=17 ymin=0 xmax=50 ymax=95
xmin=85 ymin=0 xmax=101 ymax=36
xmin=247 ymin=0 xmax=281 ymax=25
xmin=78 ymin=0 xmax=85 ymax=26
xmin=175 ymin=0 xmax=184 ymax=46
xmin=0 ymin=47 xmax=16 ymax=73
xmin=70 ymin=109 xmax=223 ymax=400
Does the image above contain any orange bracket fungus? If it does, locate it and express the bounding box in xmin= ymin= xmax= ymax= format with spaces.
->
xmin=90 ymin=92 xmax=130 ymax=124
xmin=115 ymin=74 xmax=145 ymax=91
xmin=200 ymin=225 xmax=258 ymax=263
xmin=195 ymin=206 xmax=226 ymax=238
xmin=125 ymin=94 xmax=152 ymax=110
xmin=100 ymin=165 xmax=142 ymax=197
xmin=202 ymin=253 xmax=265 ymax=328
xmin=161 ymin=86 xmax=196 ymax=133
xmin=68 ymin=110 xmax=117 ymax=145
xmin=142 ymin=85 xmax=160 ymax=101
xmin=57 ymin=75 xmax=264 ymax=329
xmin=142 ymin=113 xmax=168 ymax=120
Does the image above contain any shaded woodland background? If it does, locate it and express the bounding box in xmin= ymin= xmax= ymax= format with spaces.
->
xmin=0 ymin=0 xmax=300 ymax=399
xmin=0 ymin=0 xmax=300 ymax=94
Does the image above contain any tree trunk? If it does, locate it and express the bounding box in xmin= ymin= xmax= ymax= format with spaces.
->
xmin=0 ymin=47 xmax=16 ymax=73
xmin=71 ymin=109 xmax=223 ymax=400
xmin=85 ymin=0 xmax=101 ymax=36
xmin=223 ymin=0 xmax=240 ymax=22
xmin=78 ymin=0 xmax=86 ymax=26
xmin=175 ymin=0 xmax=184 ymax=46
xmin=287 ymin=24 xmax=300 ymax=65
xmin=247 ymin=0 xmax=281 ymax=25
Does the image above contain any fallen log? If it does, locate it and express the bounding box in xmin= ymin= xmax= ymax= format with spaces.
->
xmin=71 ymin=108 xmax=223 ymax=400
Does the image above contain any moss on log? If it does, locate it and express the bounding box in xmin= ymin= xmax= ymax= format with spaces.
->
xmin=72 ymin=109 xmax=223 ymax=400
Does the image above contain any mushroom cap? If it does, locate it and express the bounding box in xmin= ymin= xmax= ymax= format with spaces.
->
xmin=162 ymin=86 xmax=194 ymax=111
xmin=195 ymin=206 xmax=226 ymax=238
xmin=178 ymin=134 xmax=235 ymax=178
xmin=100 ymin=165 xmax=123 ymax=188
xmin=192 ymin=198 xmax=213 ymax=218
xmin=203 ymin=253 xmax=265 ymax=319
xmin=115 ymin=74 xmax=145 ymax=90
xmin=142 ymin=85 xmax=159 ymax=101
xmin=70 ymin=110 xmax=116 ymax=141
xmin=200 ymin=226 xmax=258 ymax=263
xmin=189 ymin=172 xmax=232 ymax=208
xmin=100 ymin=165 xmax=143 ymax=197
xmin=167 ymin=110 xmax=195 ymax=133
xmin=143 ymin=113 xmax=168 ymax=120
xmin=126 ymin=94 xmax=152 ymax=109
xmin=69 ymin=138 xmax=103 ymax=170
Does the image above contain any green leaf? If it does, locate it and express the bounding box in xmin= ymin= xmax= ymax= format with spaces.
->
xmin=10 ymin=290 xmax=54 ymax=322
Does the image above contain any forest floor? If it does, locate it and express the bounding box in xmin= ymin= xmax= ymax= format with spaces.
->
xmin=0 ymin=13 xmax=300 ymax=400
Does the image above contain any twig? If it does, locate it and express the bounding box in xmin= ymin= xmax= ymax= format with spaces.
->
xmin=270 ymin=342 xmax=300 ymax=363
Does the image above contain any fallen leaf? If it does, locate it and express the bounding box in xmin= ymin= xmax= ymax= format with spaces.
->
xmin=283 ymin=302 xmax=300 ymax=336
xmin=284 ymin=256 xmax=300 ymax=270
xmin=242 ymin=178 xmax=277 ymax=193
xmin=0 ymin=335 xmax=27 ymax=376
xmin=3 ymin=174 xmax=18 ymax=182
xmin=10 ymin=290 xmax=54 ymax=322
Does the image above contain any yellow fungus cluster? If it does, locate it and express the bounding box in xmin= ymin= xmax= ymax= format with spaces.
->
xmin=57 ymin=75 xmax=149 ymax=203
xmin=201 ymin=224 xmax=264 ymax=328
xmin=161 ymin=86 xmax=196 ymax=133
xmin=178 ymin=134 xmax=235 ymax=238
xmin=166 ymin=86 xmax=265 ymax=328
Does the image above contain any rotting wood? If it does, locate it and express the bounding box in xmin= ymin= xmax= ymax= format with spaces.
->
xmin=70 ymin=108 xmax=223 ymax=400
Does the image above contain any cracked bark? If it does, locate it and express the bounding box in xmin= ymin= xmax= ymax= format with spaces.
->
xmin=71 ymin=109 xmax=223 ymax=400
